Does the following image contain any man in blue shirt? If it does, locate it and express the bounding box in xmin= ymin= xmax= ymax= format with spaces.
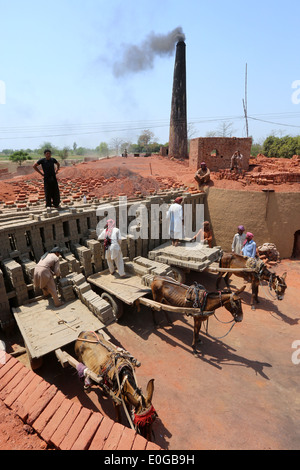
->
xmin=33 ymin=149 xmax=61 ymax=209
xmin=242 ymin=232 xmax=257 ymax=258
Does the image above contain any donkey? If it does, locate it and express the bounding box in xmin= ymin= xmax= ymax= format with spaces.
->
xmin=75 ymin=331 xmax=157 ymax=441
xmin=216 ymin=253 xmax=287 ymax=310
xmin=151 ymin=276 xmax=245 ymax=351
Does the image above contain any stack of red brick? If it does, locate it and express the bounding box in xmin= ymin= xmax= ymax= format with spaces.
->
xmin=0 ymin=353 xmax=161 ymax=451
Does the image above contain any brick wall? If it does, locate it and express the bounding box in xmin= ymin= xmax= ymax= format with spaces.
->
xmin=189 ymin=137 xmax=252 ymax=171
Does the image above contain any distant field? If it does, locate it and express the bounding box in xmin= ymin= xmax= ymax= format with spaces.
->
xmin=0 ymin=154 xmax=97 ymax=173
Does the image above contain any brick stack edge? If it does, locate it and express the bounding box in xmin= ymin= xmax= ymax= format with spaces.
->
xmin=0 ymin=353 xmax=161 ymax=451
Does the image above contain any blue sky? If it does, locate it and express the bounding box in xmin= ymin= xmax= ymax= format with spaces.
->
xmin=1 ymin=0 xmax=300 ymax=151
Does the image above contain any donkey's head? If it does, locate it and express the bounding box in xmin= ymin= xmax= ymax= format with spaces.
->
xmin=270 ymin=271 xmax=287 ymax=300
xmin=122 ymin=373 xmax=156 ymax=441
xmin=223 ymin=285 xmax=245 ymax=323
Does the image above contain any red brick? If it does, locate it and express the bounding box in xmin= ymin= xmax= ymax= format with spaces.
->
xmin=13 ymin=374 xmax=43 ymax=416
xmin=59 ymin=407 xmax=92 ymax=450
xmin=116 ymin=426 xmax=136 ymax=450
xmin=71 ymin=412 xmax=103 ymax=450
xmin=102 ymin=422 xmax=124 ymax=450
xmin=41 ymin=398 xmax=73 ymax=443
xmin=4 ymin=369 xmax=35 ymax=407
xmin=146 ymin=440 xmax=162 ymax=450
xmin=132 ymin=433 xmax=147 ymax=450
xmin=0 ymin=364 xmax=29 ymax=399
xmin=0 ymin=355 xmax=18 ymax=380
xmin=27 ymin=385 xmax=58 ymax=426
xmin=0 ymin=361 xmax=24 ymax=392
xmin=49 ymin=401 xmax=82 ymax=448
xmin=0 ymin=353 xmax=13 ymax=370
xmin=88 ymin=416 xmax=114 ymax=450
xmin=18 ymin=380 xmax=51 ymax=421
xmin=33 ymin=391 xmax=65 ymax=434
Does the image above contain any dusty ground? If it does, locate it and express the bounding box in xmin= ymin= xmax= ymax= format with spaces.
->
xmin=1 ymin=259 xmax=299 ymax=450
xmin=0 ymin=154 xmax=300 ymax=450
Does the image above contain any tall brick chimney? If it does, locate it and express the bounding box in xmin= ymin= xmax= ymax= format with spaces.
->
xmin=169 ymin=40 xmax=188 ymax=159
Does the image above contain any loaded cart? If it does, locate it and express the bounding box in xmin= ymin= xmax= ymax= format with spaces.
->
xmin=148 ymin=241 xmax=223 ymax=283
xmin=87 ymin=256 xmax=175 ymax=320
xmin=12 ymin=298 xmax=109 ymax=371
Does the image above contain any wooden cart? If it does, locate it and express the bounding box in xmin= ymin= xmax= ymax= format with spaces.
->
xmin=13 ymin=298 xmax=107 ymax=371
xmin=87 ymin=270 xmax=152 ymax=320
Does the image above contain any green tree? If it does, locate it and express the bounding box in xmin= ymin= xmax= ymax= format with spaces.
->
xmin=263 ymin=135 xmax=300 ymax=158
xmin=9 ymin=150 xmax=32 ymax=166
xmin=97 ymin=142 xmax=109 ymax=156
xmin=137 ymin=130 xmax=155 ymax=151
xmin=38 ymin=142 xmax=58 ymax=155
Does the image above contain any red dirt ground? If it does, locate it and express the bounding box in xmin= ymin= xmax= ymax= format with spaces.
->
xmin=0 ymin=154 xmax=300 ymax=450
xmin=0 ymin=153 xmax=299 ymax=203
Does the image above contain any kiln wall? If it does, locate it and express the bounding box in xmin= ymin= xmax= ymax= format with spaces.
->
xmin=205 ymin=187 xmax=300 ymax=258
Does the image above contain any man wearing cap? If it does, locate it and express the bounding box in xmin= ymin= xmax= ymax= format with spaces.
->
xmin=232 ymin=225 xmax=246 ymax=254
xmin=33 ymin=247 xmax=63 ymax=307
xmin=194 ymin=162 xmax=211 ymax=189
xmin=242 ymin=232 xmax=257 ymax=258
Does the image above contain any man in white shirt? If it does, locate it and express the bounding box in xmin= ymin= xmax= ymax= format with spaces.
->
xmin=167 ymin=197 xmax=183 ymax=246
xmin=98 ymin=219 xmax=126 ymax=276
xmin=231 ymin=225 xmax=246 ymax=255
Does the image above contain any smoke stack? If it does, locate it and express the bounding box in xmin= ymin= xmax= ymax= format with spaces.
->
xmin=169 ymin=40 xmax=188 ymax=159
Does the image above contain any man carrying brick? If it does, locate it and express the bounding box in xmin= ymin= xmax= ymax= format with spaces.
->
xmin=230 ymin=150 xmax=243 ymax=174
xmin=33 ymin=247 xmax=64 ymax=307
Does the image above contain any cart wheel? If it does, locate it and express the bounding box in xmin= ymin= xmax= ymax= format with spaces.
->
xmin=170 ymin=267 xmax=186 ymax=284
xmin=101 ymin=292 xmax=124 ymax=321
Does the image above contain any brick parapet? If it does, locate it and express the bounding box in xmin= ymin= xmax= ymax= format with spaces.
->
xmin=0 ymin=353 xmax=162 ymax=451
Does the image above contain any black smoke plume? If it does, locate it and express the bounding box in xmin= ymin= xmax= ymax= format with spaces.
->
xmin=113 ymin=27 xmax=185 ymax=77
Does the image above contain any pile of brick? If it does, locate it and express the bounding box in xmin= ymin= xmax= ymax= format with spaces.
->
xmin=65 ymin=272 xmax=114 ymax=325
xmin=0 ymin=269 xmax=10 ymax=328
xmin=73 ymin=244 xmax=93 ymax=278
xmin=58 ymin=277 xmax=76 ymax=302
xmin=125 ymin=256 xmax=173 ymax=287
xmin=64 ymin=252 xmax=81 ymax=274
xmin=1 ymin=258 xmax=28 ymax=305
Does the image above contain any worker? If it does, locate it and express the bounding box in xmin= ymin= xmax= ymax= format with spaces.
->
xmin=232 ymin=225 xmax=246 ymax=254
xmin=98 ymin=219 xmax=126 ymax=277
xmin=230 ymin=150 xmax=243 ymax=173
xmin=194 ymin=162 xmax=210 ymax=189
xmin=242 ymin=232 xmax=257 ymax=258
xmin=33 ymin=247 xmax=63 ymax=307
xmin=167 ymin=197 xmax=183 ymax=246
xmin=190 ymin=221 xmax=213 ymax=247
xmin=33 ymin=149 xmax=61 ymax=209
